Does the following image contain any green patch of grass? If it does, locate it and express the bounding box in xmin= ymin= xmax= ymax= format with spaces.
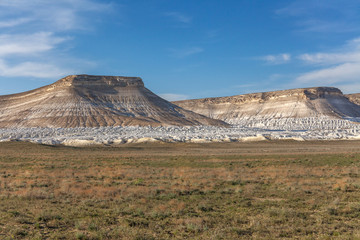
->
xmin=1 ymin=141 xmax=360 ymax=239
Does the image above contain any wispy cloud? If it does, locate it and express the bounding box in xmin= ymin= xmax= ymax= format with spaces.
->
xmin=296 ymin=62 xmax=360 ymax=85
xmin=0 ymin=0 xmax=111 ymax=79
xmin=0 ymin=0 xmax=112 ymax=31
xmin=165 ymin=12 xmax=192 ymax=24
xmin=233 ymin=74 xmax=292 ymax=95
xmin=260 ymin=53 xmax=291 ymax=64
xmin=298 ymin=52 xmax=360 ymax=65
xmin=338 ymin=83 xmax=360 ymax=94
xmin=276 ymin=0 xmax=360 ymax=33
xmin=294 ymin=37 xmax=360 ymax=92
xmin=0 ymin=32 xmax=69 ymax=78
xmin=0 ymin=60 xmax=72 ymax=78
xmin=298 ymin=38 xmax=360 ymax=65
xmin=0 ymin=18 xmax=32 ymax=28
xmin=0 ymin=32 xmax=66 ymax=57
xmin=169 ymin=47 xmax=204 ymax=58
xmin=159 ymin=93 xmax=189 ymax=101
xmin=206 ymin=30 xmax=219 ymax=39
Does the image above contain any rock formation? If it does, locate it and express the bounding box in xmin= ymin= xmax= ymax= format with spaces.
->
xmin=174 ymin=87 xmax=360 ymax=124
xmin=0 ymin=75 xmax=227 ymax=128
xmin=346 ymin=93 xmax=360 ymax=106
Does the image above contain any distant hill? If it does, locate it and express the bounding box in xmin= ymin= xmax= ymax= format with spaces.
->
xmin=174 ymin=87 xmax=360 ymax=124
xmin=0 ymin=75 xmax=227 ymax=128
xmin=346 ymin=93 xmax=360 ymax=106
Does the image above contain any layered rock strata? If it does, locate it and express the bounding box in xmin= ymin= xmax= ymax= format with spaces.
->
xmin=174 ymin=87 xmax=360 ymax=124
xmin=346 ymin=93 xmax=360 ymax=106
xmin=0 ymin=75 xmax=227 ymax=128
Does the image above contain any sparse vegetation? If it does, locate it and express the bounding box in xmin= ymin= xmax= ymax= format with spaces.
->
xmin=1 ymin=141 xmax=360 ymax=239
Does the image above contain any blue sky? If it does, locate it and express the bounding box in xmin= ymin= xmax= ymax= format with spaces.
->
xmin=1 ymin=0 xmax=360 ymax=100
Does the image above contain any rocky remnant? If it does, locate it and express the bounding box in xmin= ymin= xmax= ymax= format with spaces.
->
xmin=174 ymin=87 xmax=360 ymax=124
xmin=0 ymin=75 xmax=227 ymax=128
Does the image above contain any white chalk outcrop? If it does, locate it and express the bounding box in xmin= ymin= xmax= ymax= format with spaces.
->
xmin=1 ymin=118 xmax=360 ymax=146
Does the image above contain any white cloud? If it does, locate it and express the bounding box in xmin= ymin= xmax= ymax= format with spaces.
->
xmin=0 ymin=32 xmax=66 ymax=57
xmin=169 ymin=47 xmax=204 ymax=58
xmin=0 ymin=0 xmax=111 ymax=80
xmin=0 ymin=32 xmax=69 ymax=78
xmin=0 ymin=18 xmax=32 ymax=28
xmin=298 ymin=37 xmax=360 ymax=66
xmin=294 ymin=37 xmax=360 ymax=92
xmin=269 ymin=74 xmax=285 ymax=81
xmin=260 ymin=53 xmax=291 ymax=64
xmin=0 ymin=60 xmax=72 ymax=78
xmin=298 ymin=52 xmax=360 ymax=65
xmin=165 ymin=12 xmax=192 ymax=24
xmin=0 ymin=0 xmax=112 ymax=31
xmin=274 ymin=1 xmax=360 ymax=92
xmin=338 ymin=83 xmax=360 ymax=94
xmin=276 ymin=0 xmax=360 ymax=33
xmin=159 ymin=93 xmax=189 ymax=101
xmin=296 ymin=62 xmax=360 ymax=85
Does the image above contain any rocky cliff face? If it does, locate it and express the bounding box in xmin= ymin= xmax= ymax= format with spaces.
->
xmin=0 ymin=75 xmax=228 ymax=128
xmin=346 ymin=93 xmax=360 ymax=106
xmin=174 ymin=87 xmax=360 ymax=124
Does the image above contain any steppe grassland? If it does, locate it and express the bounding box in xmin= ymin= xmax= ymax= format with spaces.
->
xmin=1 ymin=141 xmax=360 ymax=239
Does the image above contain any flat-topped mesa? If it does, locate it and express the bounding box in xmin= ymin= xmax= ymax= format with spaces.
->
xmin=258 ymin=87 xmax=343 ymax=101
xmin=303 ymin=87 xmax=343 ymax=99
xmin=52 ymin=74 xmax=144 ymax=88
xmin=0 ymin=74 xmax=228 ymax=128
xmin=179 ymin=87 xmax=344 ymax=105
xmin=174 ymin=86 xmax=360 ymax=124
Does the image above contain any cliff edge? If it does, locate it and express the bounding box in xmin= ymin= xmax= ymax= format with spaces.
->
xmin=0 ymin=75 xmax=228 ymax=128
xmin=174 ymin=87 xmax=360 ymax=124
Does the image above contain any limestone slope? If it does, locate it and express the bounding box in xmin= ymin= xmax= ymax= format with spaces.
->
xmin=0 ymin=75 xmax=227 ymax=128
xmin=346 ymin=93 xmax=360 ymax=106
xmin=174 ymin=87 xmax=360 ymax=124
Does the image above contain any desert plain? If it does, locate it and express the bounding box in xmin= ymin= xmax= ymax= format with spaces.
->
xmin=1 ymin=140 xmax=360 ymax=239
xmin=2 ymin=0 xmax=360 ymax=239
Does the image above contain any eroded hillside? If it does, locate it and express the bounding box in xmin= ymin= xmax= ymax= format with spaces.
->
xmin=346 ymin=93 xmax=360 ymax=106
xmin=174 ymin=87 xmax=360 ymax=124
xmin=0 ymin=75 xmax=227 ymax=128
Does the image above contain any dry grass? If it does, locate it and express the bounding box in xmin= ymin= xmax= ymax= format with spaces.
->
xmin=1 ymin=141 xmax=360 ymax=239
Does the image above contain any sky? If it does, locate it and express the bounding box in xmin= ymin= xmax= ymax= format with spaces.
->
xmin=1 ymin=0 xmax=360 ymax=100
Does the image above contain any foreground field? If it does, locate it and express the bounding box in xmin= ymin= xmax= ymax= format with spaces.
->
xmin=1 ymin=141 xmax=360 ymax=239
